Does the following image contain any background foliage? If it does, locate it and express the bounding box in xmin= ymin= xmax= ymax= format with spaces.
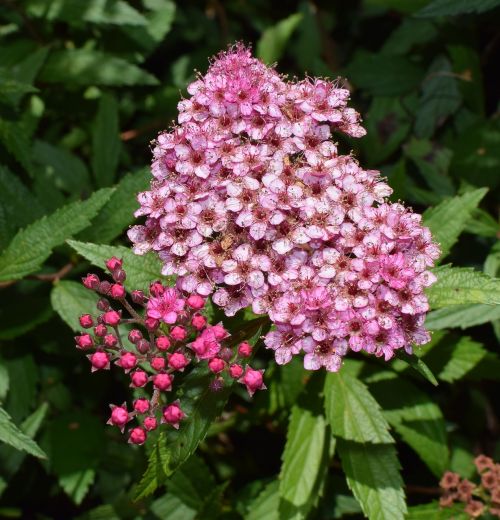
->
xmin=0 ymin=0 xmax=500 ymax=518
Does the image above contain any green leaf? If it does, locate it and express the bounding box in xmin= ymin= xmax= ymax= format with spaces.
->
xmin=417 ymin=0 xmax=500 ymax=17
xmin=279 ymin=405 xmax=327 ymax=507
xmin=406 ymin=501 xmax=468 ymax=519
xmin=40 ymin=49 xmax=159 ymax=86
xmin=426 ymin=265 xmax=500 ymax=308
xmin=367 ymin=372 xmax=448 ymax=477
xmin=82 ymin=168 xmax=149 ymax=243
xmin=414 ymin=56 xmax=462 ymax=138
xmin=338 ymin=440 xmax=406 ymax=520
xmin=26 ymin=0 xmax=148 ymax=26
xmin=92 ymin=94 xmax=121 ymax=187
xmin=324 ymin=372 xmax=394 ymax=444
xmin=0 ymin=188 xmax=113 ymax=282
xmin=394 ymin=351 xmax=439 ymax=386
xmin=33 ymin=140 xmax=90 ymax=193
xmin=426 ymin=304 xmax=500 ymax=330
xmin=4 ymin=356 xmax=38 ymax=423
xmin=51 ymin=281 xmax=99 ymax=331
xmin=67 ymin=240 xmax=165 ymax=293
xmin=345 ymin=51 xmax=424 ymax=96
xmin=245 ymin=480 xmax=280 ymax=520
xmin=257 ymin=13 xmax=303 ymax=64
xmin=438 ymin=337 xmax=487 ymax=383
xmin=0 ymin=364 xmax=8 ymax=401
xmin=381 ymin=19 xmax=438 ymax=55
xmin=0 ymin=407 xmax=46 ymax=459
xmin=0 ymin=117 xmax=34 ymax=174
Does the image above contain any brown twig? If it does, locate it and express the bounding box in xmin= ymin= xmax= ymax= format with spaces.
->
xmin=120 ymin=118 xmax=166 ymax=142
xmin=0 ymin=262 xmax=74 ymax=289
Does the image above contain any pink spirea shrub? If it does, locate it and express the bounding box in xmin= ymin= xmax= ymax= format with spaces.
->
xmin=128 ymin=44 xmax=440 ymax=372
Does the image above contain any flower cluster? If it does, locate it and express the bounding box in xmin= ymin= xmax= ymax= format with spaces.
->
xmin=440 ymin=455 xmax=500 ymax=518
xmin=128 ymin=44 xmax=440 ymax=373
xmin=76 ymin=257 xmax=265 ymax=444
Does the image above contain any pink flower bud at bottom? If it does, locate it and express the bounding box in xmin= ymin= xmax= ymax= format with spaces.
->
xmin=129 ymin=427 xmax=147 ymax=445
xmin=153 ymin=373 xmax=173 ymax=391
xmin=170 ymin=326 xmax=186 ymax=341
xmin=229 ymin=364 xmax=243 ymax=379
xmin=187 ymin=294 xmax=205 ymax=310
xmin=133 ymin=398 xmax=150 ymax=414
xmin=208 ymin=357 xmax=225 ymax=374
xmin=130 ymin=370 xmax=148 ymax=388
xmin=238 ymin=342 xmax=252 ymax=358
xmin=239 ymin=367 xmax=266 ymax=396
xmin=162 ymin=402 xmax=185 ymax=429
xmin=88 ymin=351 xmax=110 ymax=371
xmin=144 ymin=416 xmax=158 ymax=431
xmin=79 ymin=314 xmax=94 ymax=329
xmin=191 ymin=314 xmax=207 ymax=330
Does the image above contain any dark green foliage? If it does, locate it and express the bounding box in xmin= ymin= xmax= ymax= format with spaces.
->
xmin=1 ymin=0 xmax=500 ymax=518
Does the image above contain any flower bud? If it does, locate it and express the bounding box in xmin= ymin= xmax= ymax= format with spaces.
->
xmin=219 ymin=347 xmax=233 ymax=361
xmin=104 ymin=334 xmax=118 ymax=348
xmin=75 ymin=334 xmax=93 ymax=349
xmin=156 ymin=336 xmax=171 ymax=351
xmin=144 ymin=416 xmax=158 ymax=431
xmin=187 ymin=294 xmax=205 ymax=310
xmin=106 ymin=257 xmax=122 ymax=272
xmin=168 ymin=352 xmax=189 ymax=371
xmin=82 ymin=274 xmax=100 ymax=290
xmin=128 ymin=427 xmax=146 ymax=445
xmin=128 ymin=329 xmax=142 ymax=344
xmin=103 ymin=310 xmax=121 ymax=327
xmin=162 ymin=402 xmax=185 ymax=429
xmin=191 ymin=314 xmax=207 ymax=330
xmin=209 ymin=377 xmax=225 ymax=392
xmin=113 ymin=268 xmax=126 ymax=283
xmin=229 ymin=364 xmax=243 ymax=379
xmin=97 ymin=298 xmax=110 ymax=311
xmin=208 ymin=357 xmax=225 ymax=374
xmin=150 ymin=357 xmax=166 ymax=371
xmin=239 ymin=367 xmax=266 ymax=396
xmin=238 ymin=342 xmax=252 ymax=358
xmin=99 ymin=281 xmax=111 ymax=295
xmin=136 ymin=339 xmax=150 ymax=354
xmin=153 ymin=373 xmax=173 ymax=391
xmin=88 ymin=351 xmax=110 ymax=371
xmin=170 ymin=326 xmax=186 ymax=341
xmin=130 ymin=370 xmax=148 ymax=388
xmin=94 ymin=323 xmax=108 ymax=337
xmin=107 ymin=405 xmax=129 ymax=431
xmin=131 ymin=290 xmax=146 ymax=304
xmin=145 ymin=317 xmax=160 ymax=331
xmin=133 ymin=398 xmax=150 ymax=414
xmin=211 ymin=324 xmax=228 ymax=340
xmin=79 ymin=314 xmax=94 ymax=329
xmin=117 ymin=351 xmax=137 ymax=371
xmin=149 ymin=281 xmax=164 ymax=297
xmin=110 ymin=283 xmax=125 ymax=299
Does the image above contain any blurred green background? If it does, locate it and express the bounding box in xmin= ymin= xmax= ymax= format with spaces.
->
xmin=0 ymin=0 xmax=500 ymax=518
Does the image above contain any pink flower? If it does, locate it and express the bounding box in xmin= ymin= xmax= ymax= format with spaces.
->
xmin=147 ymin=288 xmax=185 ymax=324
xmin=239 ymin=367 xmax=266 ymax=396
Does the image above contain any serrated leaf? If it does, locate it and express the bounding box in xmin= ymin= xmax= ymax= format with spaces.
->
xmin=0 ymin=117 xmax=34 ymax=174
xmin=394 ymin=351 xmax=439 ymax=386
xmin=92 ymin=94 xmax=121 ymax=187
xmin=151 ymin=493 xmax=196 ymax=520
xmin=0 ymin=188 xmax=113 ymax=282
xmin=368 ymin=373 xmax=448 ymax=477
xmin=257 ymin=13 xmax=303 ymax=64
xmin=279 ymin=406 xmax=327 ymax=507
xmin=406 ymin=501 xmax=468 ymax=519
xmin=51 ymin=281 xmax=99 ymax=331
xmin=439 ymin=337 xmax=487 ymax=383
xmin=338 ymin=440 xmax=406 ymax=520
xmin=0 ymin=364 xmax=8 ymax=401
xmin=426 ymin=265 xmax=500 ymax=308
xmin=417 ymin=0 xmax=500 ymax=17
xmin=426 ymin=304 xmax=500 ymax=330
xmin=40 ymin=49 xmax=159 ymax=86
xmin=423 ymin=188 xmax=487 ymax=260
xmin=245 ymin=480 xmax=280 ymax=520
xmin=0 ymin=407 xmax=46 ymax=459
xmin=67 ymin=240 xmax=165 ymax=293
xmin=324 ymin=372 xmax=394 ymax=444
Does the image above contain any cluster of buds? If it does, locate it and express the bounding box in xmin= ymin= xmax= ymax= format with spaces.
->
xmin=76 ymin=257 xmax=265 ymax=445
xmin=440 ymin=455 xmax=500 ymax=518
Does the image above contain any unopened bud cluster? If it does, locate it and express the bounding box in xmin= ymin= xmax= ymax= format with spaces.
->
xmin=76 ymin=257 xmax=265 ymax=445
xmin=440 ymin=455 xmax=500 ymax=518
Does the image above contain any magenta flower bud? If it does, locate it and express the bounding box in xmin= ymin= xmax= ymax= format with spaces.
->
xmin=162 ymin=402 xmax=185 ymax=429
xmin=75 ymin=334 xmax=93 ymax=349
xmin=187 ymin=294 xmax=205 ymax=310
xmin=107 ymin=405 xmax=129 ymax=431
xmin=153 ymin=373 xmax=173 ymax=391
xmin=94 ymin=323 xmax=108 ymax=337
xmin=239 ymin=367 xmax=266 ymax=396
xmin=88 ymin=351 xmax=110 ymax=371
xmin=155 ymin=336 xmax=171 ymax=351
xmin=219 ymin=347 xmax=233 ymax=362
xmin=113 ymin=268 xmax=126 ymax=283
xmin=238 ymin=342 xmax=252 ymax=358
xmin=144 ymin=416 xmax=158 ymax=431
xmin=128 ymin=329 xmax=142 ymax=344
xmin=131 ymin=290 xmax=146 ymax=304
xmin=99 ymin=281 xmax=111 ymax=295
xmin=168 ymin=352 xmax=189 ymax=371
xmin=130 ymin=370 xmax=148 ymax=388
xmin=149 ymin=281 xmax=164 ymax=297
xmin=82 ymin=273 xmax=100 ymax=290
xmin=106 ymin=257 xmax=122 ymax=272
xmin=128 ymin=427 xmax=146 ymax=445
xmin=208 ymin=357 xmax=225 ymax=374
xmin=79 ymin=314 xmax=94 ymax=329
xmin=97 ymin=298 xmax=110 ymax=311
xmin=133 ymin=398 xmax=150 ymax=414
xmin=145 ymin=317 xmax=160 ymax=331
xmin=110 ymin=283 xmax=126 ymax=299
xmin=229 ymin=364 xmax=243 ymax=379
xmin=191 ymin=314 xmax=207 ymax=330
xmin=104 ymin=334 xmax=118 ymax=348
xmin=150 ymin=357 xmax=166 ymax=371
xmin=209 ymin=377 xmax=225 ymax=392
xmin=117 ymin=351 xmax=137 ymax=371
xmin=211 ymin=324 xmax=228 ymax=340
xmin=136 ymin=339 xmax=150 ymax=354
xmin=103 ymin=310 xmax=121 ymax=327
xmin=170 ymin=326 xmax=186 ymax=341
